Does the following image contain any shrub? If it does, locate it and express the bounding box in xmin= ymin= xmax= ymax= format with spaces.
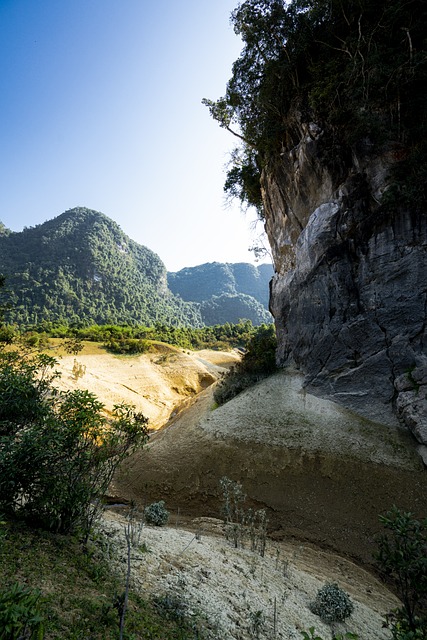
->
xmin=219 ymin=477 xmax=269 ymax=555
xmin=104 ymin=338 xmax=151 ymax=355
xmin=384 ymin=611 xmax=427 ymax=640
xmin=0 ymin=349 xmax=149 ymax=539
xmin=214 ymin=324 xmax=276 ymax=406
xmin=144 ymin=501 xmax=169 ymax=527
xmin=301 ymin=629 xmax=358 ymax=640
xmin=0 ymin=582 xmax=45 ymax=640
xmin=309 ymin=583 xmax=354 ymax=625
xmin=152 ymin=594 xmax=188 ymax=623
xmin=375 ymin=507 xmax=427 ymax=635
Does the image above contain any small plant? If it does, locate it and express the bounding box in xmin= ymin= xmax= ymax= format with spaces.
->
xmin=220 ymin=476 xmax=246 ymax=548
xmin=144 ymin=500 xmax=169 ymax=527
xmin=248 ymin=609 xmax=266 ymax=638
xmin=63 ymin=336 xmax=84 ymax=355
xmin=219 ymin=477 xmax=269 ymax=555
xmin=375 ymin=507 xmax=427 ymax=634
xmin=301 ymin=628 xmax=358 ymax=640
xmin=72 ymin=358 xmax=86 ymax=380
xmin=152 ymin=594 xmax=189 ymax=624
xmin=0 ymin=582 xmax=45 ymax=640
xmin=126 ymin=504 xmax=144 ymax=547
xmin=309 ymin=583 xmax=354 ymax=625
xmin=246 ymin=508 xmax=268 ymax=557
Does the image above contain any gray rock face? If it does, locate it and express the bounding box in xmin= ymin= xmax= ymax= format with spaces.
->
xmin=264 ymin=120 xmax=427 ymax=443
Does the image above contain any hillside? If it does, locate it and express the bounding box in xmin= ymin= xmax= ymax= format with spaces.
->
xmin=0 ymin=208 xmax=273 ymax=327
xmin=0 ymin=207 xmax=202 ymax=327
xmin=168 ymin=262 xmax=273 ymax=325
xmin=33 ymin=346 xmax=424 ymax=638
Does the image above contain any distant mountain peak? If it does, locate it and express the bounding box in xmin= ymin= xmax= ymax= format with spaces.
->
xmin=0 ymin=208 xmax=273 ymax=327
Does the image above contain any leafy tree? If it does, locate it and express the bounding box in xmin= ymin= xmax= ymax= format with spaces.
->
xmin=375 ymin=506 xmax=427 ymax=635
xmin=0 ymin=349 xmax=148 ymax=539
xmin=205 ymin=0 xmax=427 ymax=214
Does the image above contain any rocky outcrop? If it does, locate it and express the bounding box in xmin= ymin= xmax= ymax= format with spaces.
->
xmin=264 ymin=118 xmax=427 ymax=445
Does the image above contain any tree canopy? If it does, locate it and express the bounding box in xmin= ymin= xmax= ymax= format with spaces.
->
xmin=205 ymin=0 xmax=427 ymax=214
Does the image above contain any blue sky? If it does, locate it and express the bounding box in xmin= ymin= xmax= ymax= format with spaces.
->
xmin=0 ymin=0 xmax=269 ymax=272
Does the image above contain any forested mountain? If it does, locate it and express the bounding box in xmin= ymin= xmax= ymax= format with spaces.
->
xmin=0 ymin=208 xmax=273 ymax=327
xmin=168 ymin=262 xmax=273 ymax=307
xmin=0 ymin=208 xmax=202 ymax=327
xmin=168 ymin=262 xmax=273 ymax=325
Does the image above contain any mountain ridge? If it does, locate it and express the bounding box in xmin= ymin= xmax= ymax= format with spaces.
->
xmin=0 ymin=207 xmax=273 ymax=327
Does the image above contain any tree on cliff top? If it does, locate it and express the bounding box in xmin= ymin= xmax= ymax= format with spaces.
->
xmin=204 ymin=0 xmax=427 ymax=214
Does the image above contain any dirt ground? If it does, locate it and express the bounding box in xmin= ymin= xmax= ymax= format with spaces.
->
xmin=53 ymin=345 xmax=240 ymax=429
xmin=53 ymin=346 xmax=427 ymax=637
xmin=114 ymin=372 xmax=426 ymax=568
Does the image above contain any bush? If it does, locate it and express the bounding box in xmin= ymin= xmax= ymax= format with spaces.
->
xmin=213 ymin=324 xmax=276 ymax=405
xmin=309 ymin=583 xmax=354 ymax=625
xmin=0 ymin=582 xmax=45 ymax=640
xmin=144 ymin=501 xmax=169 ymax=527
xmin=214 ymin=370 xmax=262 ymax=406
xmin=219 ymin=476 xmax=269 ymax=555
xmin=104 ymin=337 xmax=151 ymax=355
xmin=301 ymin=629 xmax=358 ymax=640
xmin=375 ymin=507 xmax=427 ymax=636
xmin=0 ymin=349 xmax=149 ymax=539
xmin=384 ymin=611 xmax=427 ymax=640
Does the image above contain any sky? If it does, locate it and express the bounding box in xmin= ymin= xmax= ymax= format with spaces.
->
xmin=0 ymin=0 xmax=270 ymax=272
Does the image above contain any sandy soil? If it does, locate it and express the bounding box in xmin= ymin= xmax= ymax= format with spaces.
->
xmin=53 ymin=346 xmax=239 ymax=429
xmin=52 ymin=347 xmax=427 ymax=638
xmin=114 ymin=370 xmax=426 ymax=567
xmin=100 ymin=510 xmax=399 ymax=640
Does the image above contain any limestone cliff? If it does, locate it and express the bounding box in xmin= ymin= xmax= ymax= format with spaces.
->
xmin=264 ymin=119 xmax=427 ymax=445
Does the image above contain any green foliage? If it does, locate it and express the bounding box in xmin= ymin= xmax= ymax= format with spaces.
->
xmin=0 ymin=523 xmax=206 ymax=639
xmin=248 ymin=608 xmax=266 ymax=638
xmin=205 ymin=0 xmax=427 ymax=213
xmin=168 ymin=262 xmax=272 ymax=307
xmin=214 ymin=323 xmax=277 ymax=405
xmin=200 ymin=293 xmax=271 ymax=326
xmin=144 ymin=501 xmax=170 ymax=527
xmin=0 ymin=582 xmax=45 ymax=640
xmin=0 ymin=350 xmax=149 ymax=538
xmin=384 ymin=611 xmax=427 ymax=640
xmin=224 ymin=147 xmax=264 ymax=216
xmin=168 ymin=261 xmax=273 ymax=326
xmin=301 ymin=628 xmax=358 ymax=640
xmin=22 ymin=331 xmax=50 ymax=350
xmin=0 ymin=325 xmax=16 ymax=346
xmin=309 ymin=583 xmax=354 ymax=625
xmin=240 ymin=323 xmax=277 ymax=373
xmin=0 ymin=209 xmax=273 ymax=329
xmin=0 ymin=207 xmax=202 ymax=328
xmin=29 ymin=319 xmax=261 ymax=352
xmin=375 ymin=506 xmax=427 ymax=635
xmin=152 ymin=593 xmax=209 ymax=638
xmin=104 ymin=337 xmax=151 ymax=355
xmin=63 ymin=335 xmax=84 ymax=355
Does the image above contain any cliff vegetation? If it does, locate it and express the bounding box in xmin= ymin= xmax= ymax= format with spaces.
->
xmin=205 ymin=0 xmax=427 ymax=213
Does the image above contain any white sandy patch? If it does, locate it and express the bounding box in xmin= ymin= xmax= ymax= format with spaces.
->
xmin=100 ymin=511 xmax=397 ymax=640
xmin=201 ymin=371 xmax=420 ymax=469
